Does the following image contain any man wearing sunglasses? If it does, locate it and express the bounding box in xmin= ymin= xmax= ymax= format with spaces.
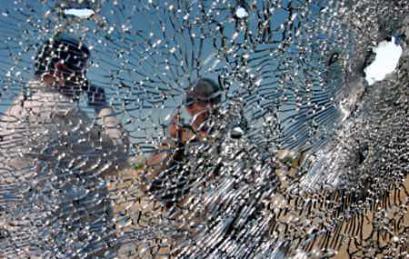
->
xmin=170 ymin=78 xmax=222 ymax=144
xmin=142 ymin=78 xmax=222 ymax=204
xmin=0 ymin=34 xmax=128 ymax=257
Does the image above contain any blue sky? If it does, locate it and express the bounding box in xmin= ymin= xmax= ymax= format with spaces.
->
xmin=0 ymin=0 xmax=345 ymax=153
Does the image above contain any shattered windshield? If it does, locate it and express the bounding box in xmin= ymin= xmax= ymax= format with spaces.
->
xmin=0 ymin=0 xmax=408 ymax=258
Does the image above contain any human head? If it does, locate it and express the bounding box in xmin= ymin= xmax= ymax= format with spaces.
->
xmin=34 ymin=34 xmax=90 ymax=86
xmin=185 ymin=78 xmax=222 ymax=117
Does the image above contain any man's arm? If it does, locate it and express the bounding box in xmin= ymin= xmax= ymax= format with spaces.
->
xmin=145 ymin=140 xmax=172 ymax=169
xmin=168 ymin=112 xmax=200 ymax=143
xmin=87 ymin=86 xmax=130 ymax=175
xmin=97 ymin=107 xmax=129 ymax=148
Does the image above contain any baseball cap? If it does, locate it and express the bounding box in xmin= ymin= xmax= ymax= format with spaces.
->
xmin=34 ymin=33 xmax=90 ymax=76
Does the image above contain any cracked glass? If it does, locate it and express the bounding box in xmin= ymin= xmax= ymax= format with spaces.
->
xmin=0 ymin=0 xmax=408 ymax=258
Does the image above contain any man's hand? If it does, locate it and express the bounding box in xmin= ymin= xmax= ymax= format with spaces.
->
xmin=85 ymin=84 xmax=108 ymax=112
xmin=168 ymin=113 xmax=198 ymax=144
xmin=168 ymin=112 xmax=181 ymax=139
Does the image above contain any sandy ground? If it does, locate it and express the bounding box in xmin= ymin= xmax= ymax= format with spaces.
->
xmin=107 ymin=167 xmax=173 ymax=258
xmin=108 ymin=158 xmax=409 ymax=258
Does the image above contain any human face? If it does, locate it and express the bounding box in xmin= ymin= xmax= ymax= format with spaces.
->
xmin=41 ymin=61 xmax=87 ymax=100
xmin=45 ymin=60 xmax=85 ymax=86
xmin=185 ymin=101 xmax=214 ymax=130
xmin=186 ymin=101 xmax=209 ymax=117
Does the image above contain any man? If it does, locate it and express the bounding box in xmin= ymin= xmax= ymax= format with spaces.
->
xmin=120 ymin=78 xmax=223 ymax=181
xmin=115 ymin=79 xmax=255 ymax=257
xmin=134 ymin=78 xmax=222 ymax=215
xmin=111 ymin=78 xmax=223 ymax=257
xmin=0 ymin=34 xmax=128 ymax=258
xmin=145 ymin=78 xmax=222 ymax=168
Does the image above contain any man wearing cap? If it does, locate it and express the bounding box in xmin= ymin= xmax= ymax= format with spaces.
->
xmin=144 ymin=78 xmax=222 ymax=175
xmin=0 ymin=34 xmax=128 ymax=257
xmin=108 ymin=78 xmax=223 ymax=256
